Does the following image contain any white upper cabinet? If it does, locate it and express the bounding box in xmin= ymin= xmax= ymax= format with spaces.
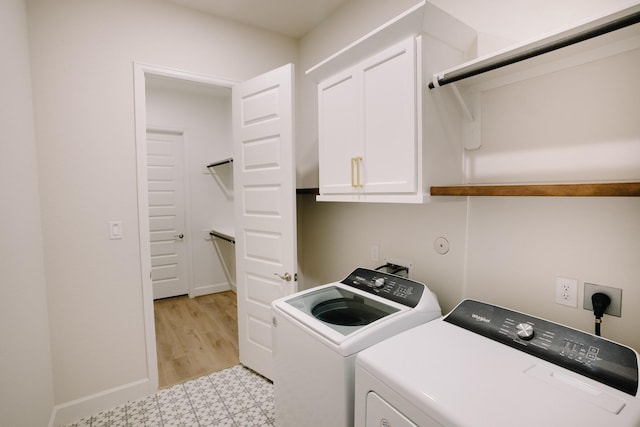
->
xmin=306 ymin=1 xmax=475 ymax=203
xmin=318 ymin=36 xmax=420 ymax=201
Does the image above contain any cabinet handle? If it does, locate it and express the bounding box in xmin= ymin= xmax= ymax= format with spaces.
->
xmin=351 ymin=157 xmax=364 ymax=188
xmin=355 ymin=157 xmax=363 ymax=188
xmin=351 ymin=157 xmax=356 ymax=187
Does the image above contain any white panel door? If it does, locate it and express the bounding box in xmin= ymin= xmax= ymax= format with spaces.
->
xmin=147 ymin=129 xmax=189 ymax=300
xmin=233 ymin=64 xmax=297 ymax=379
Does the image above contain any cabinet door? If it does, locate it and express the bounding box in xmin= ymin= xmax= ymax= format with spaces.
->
xmin=362 ymin=37 xmax=417 ymax=194
xmin=318 ymin=69 xmax=362 ymax=195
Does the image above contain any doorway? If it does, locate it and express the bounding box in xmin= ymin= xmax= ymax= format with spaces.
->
xmin=144 ymin=73 xmax=235 ymax=300
xmin=135 ymin=63 xmax=298 ymax=388
xmin=135 ymin=64 xmax=239 ymax=389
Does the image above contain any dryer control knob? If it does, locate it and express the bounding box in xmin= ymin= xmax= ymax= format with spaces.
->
xmin=516 ymin=323 xmax=535 ymax=341
xmin=373 ymin=277 xmax=386 ymax=288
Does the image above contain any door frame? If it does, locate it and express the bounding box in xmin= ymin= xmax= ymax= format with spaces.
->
xmin=133 ymin=62 xmax=238 ymax=391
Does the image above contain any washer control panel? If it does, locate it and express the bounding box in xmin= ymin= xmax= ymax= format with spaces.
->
xmin=445 ymin=299 xmax=639 ymax=396
xmin=341 ymin=268 xmax=424 ymax=308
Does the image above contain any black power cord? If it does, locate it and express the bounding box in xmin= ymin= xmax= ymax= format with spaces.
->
xmin=592 ymin=292 xmax=611 ymax=336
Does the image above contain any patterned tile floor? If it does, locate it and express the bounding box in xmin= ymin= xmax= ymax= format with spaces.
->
xmin=62 ymin=365 xmax=274 ymax=427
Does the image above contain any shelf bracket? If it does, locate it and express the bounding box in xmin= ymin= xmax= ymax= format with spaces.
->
xmin=206 ymin=158 xmax=234 ymax=199
xmin=445 ymin=83 xmax=482 ymax=151
xmin=449 ymin=83 xmax=473 ymax=122
xmin=463 ymin=89 xmax=482 ymax=151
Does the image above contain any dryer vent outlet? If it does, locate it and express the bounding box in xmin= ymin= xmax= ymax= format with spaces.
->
xmin=382 ymin=258 xmax=411 ymax=277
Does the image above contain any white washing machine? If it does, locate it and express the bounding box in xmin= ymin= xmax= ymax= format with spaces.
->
xmin=271 ymin=267 xmax=441 ymax=427
xmin=355 ymin=299 xmax=640 ymax=427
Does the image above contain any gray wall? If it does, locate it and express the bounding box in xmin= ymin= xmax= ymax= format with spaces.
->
xmin=0 ymin=1 xmax=54 ymax=426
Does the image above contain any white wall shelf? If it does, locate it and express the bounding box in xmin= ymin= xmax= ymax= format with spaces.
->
xmin=428 ymin=3 xmax=640 ymax=90
xmin=430 ymin=182 xmax=640 ymax=197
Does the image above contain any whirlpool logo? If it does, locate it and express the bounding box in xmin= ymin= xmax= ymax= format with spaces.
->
xmin=472 ymin=313 xmax=491 ymax=323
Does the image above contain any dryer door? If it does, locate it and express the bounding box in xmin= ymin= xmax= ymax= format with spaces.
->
xmin=366 ymin=392 xmax=440 ymax=427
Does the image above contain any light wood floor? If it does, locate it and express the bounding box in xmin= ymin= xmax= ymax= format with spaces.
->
xmin=154 ymin=290 xmax=239 ymax=388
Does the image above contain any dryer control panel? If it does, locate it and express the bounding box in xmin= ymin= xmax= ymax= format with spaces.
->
xmin=341 ymin=268 xmax=424 ymax=308
xmin=445 ymin=299 xmax=639 ymax=396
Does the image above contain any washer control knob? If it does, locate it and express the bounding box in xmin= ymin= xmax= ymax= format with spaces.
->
xmin=373 ymin=277 xmax=386 ymax=288
xmin=516 ymin=323 xmax=535 ymax=341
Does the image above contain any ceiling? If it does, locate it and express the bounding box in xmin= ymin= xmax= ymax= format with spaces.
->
xmin=166 ymin=0 xmax=349 ymax=38
xmin=166 ymin=0 xmax=636 ymax=42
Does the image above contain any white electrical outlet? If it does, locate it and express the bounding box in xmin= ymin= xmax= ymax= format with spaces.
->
xmin=556 ymin=277 xmax=578 ymax=307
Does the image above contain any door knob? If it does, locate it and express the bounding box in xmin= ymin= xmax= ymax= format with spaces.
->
xmin=274 ymin=272 xmax=292 ymax=281
xmin=174 ymin=234 xmax=184 ymax=240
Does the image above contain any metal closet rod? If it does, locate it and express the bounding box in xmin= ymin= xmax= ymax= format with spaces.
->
xmin=209 ymin=230 xmax=235 ymax=244
xmin=428 ymin=9 xmax=640 ymax=89
xmin=206 ymin=157 xmax=233 ymax=169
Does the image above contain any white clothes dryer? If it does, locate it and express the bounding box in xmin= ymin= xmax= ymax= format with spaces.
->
xmin=355 ymin=299 xmax=640 ymax=427
xmin=271 ymin=267 xmax=441 ymax=427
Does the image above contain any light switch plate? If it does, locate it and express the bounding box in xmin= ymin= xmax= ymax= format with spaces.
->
xmin=109 ymin=221 xmax=123 ymax=239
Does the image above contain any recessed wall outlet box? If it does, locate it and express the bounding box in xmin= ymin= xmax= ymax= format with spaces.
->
xmin=584 ymin=283 xmax=622 ymax=317
xmin=382 ymin=257 xmax=412 ymax=277
xmin=555 ymin=277 xmax=578 ymax=307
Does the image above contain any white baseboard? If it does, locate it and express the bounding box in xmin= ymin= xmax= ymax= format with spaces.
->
xmin=190 ymin=281 xmax=231 ymax=297
xmin=49 ymin=377 xmax=155 ymax=427
xmin=50 ymin=282 xmax=234 ymax=426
